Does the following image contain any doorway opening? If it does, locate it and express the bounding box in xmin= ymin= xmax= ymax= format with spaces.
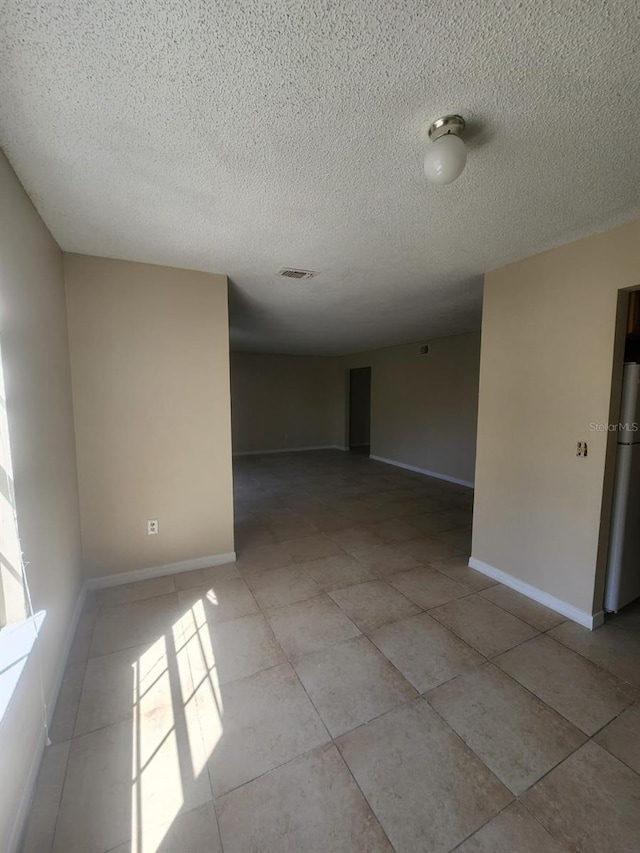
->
xmin=600 ymin=286 xmax=640 ymax=622
xmin=348 ymin=367 xmax=371 ymax=456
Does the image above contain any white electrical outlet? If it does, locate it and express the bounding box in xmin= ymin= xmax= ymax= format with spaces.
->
xmin=147 ymin=518 xmax=159 ymax=535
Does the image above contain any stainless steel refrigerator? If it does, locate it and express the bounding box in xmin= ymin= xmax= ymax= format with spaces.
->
xmin=604 ymin=361 xmax=640 ymax=612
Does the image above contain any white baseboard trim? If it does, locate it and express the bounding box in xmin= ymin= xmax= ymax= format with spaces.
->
xmin=85 ymin=552 xmax=237 ymax=590
xmin=468 ymin=557 xmax=603 ymax=630
xmin=10 ymin=727 xmax=47 ymax=853
xmin=9 ymin=580 xmax=87 ymax=853
xmin=234 ymin=445 xmax=346 ymax=456
xmin=48 ymin=583 xmax=87 ymax=721
xmin=370 ymin=455 xmax=474 ymax=489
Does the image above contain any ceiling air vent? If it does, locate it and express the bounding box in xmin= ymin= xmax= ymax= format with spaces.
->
xmin=277 ymin=268 xmax=317 ymax=280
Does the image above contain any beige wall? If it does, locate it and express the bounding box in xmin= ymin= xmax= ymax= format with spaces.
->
xmin=231 ymin=333 xmax=481 ymax=485
xmin=230 ymin=352 xmax=340 ymax=453
xmin=0 ymin=152 xmax=83 ymax=851
xmin=340 ymin=333 xmax=481 ymax=485
xmin=65 ymin=255 xmax=234 ymax=578
xmin=473 ymin=219 xmax=640 ymax=616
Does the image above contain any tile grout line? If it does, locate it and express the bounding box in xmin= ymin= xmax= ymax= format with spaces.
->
xmin=212 ymin=573 xmax=422 ymax=850
xmin=34 ymin=456 xmax=639 ymax=852
xmin=330 ymin=745 xmax=399 ymax=852
xmin=492 ymin=636 xmax=639 ymax=733
xmin=538 ymin=623 xmax=640 ymax=690
xmin=418 ymin=694 xmax=519 ymax=846
xmin=66 ymin=589 xmax=640 ymax=787
xmin=73 ymin=550 xmax=632 ymax=770
xmin=447 ymin=799 xmax=516 ymax=852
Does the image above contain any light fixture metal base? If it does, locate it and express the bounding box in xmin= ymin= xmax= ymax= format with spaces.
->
xmin=428 ymin=114 xmax=466 ymax=142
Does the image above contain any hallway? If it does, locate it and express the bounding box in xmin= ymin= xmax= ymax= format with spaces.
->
xmin=22 ymin=451 xmax=640 ymax=853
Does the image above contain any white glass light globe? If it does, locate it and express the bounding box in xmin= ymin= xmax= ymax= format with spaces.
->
xmin=423 ymin=133 xmax=467 ymax=184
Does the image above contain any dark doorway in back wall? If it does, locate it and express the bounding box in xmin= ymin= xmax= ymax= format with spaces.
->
xmin=348 ymin=367 xmax=371 ymax=455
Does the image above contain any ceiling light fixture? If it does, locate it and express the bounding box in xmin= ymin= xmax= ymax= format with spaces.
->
xmin=423 ymin=115 xmax=467 ymax=185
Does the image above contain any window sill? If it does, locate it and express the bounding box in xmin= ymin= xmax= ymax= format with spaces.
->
xmin=0 ymin=610 xmax=46 ymax=724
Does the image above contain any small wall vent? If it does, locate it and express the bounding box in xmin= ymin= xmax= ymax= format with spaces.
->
xmin=277 ymin=268 xmax=318 ymax=280
xmin=419 ymin=344 xmax=430 ymax=355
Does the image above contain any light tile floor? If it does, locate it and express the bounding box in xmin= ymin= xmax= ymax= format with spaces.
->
xmin=22 ymin=450 xmax=640 ymax=853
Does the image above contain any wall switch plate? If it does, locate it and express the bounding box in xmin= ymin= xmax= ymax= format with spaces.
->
xmin=576 ymin=441 xmax=588 ymax=457
xmin=147 ymin=518 xmax=159 ymax=535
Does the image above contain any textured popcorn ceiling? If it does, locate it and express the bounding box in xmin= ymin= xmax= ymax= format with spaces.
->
xmin=1 ymin=1 xmax=639 ymax=355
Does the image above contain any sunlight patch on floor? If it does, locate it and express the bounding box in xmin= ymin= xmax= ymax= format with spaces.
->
xmin=130 ymin=595 xmax=224 ymax=853
xmin=179 ymin=598 xmax=224 ymax=760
